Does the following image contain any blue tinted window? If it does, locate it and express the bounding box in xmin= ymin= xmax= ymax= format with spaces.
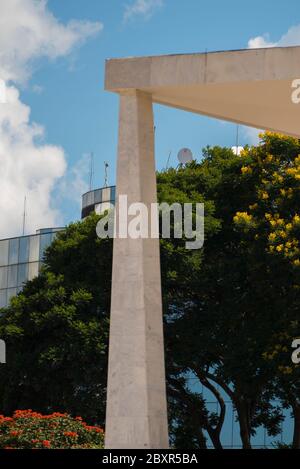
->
xmin=0 ymin=267 xmax=8 ymax=289
xmin=86 ymin=191 xmax=94 ymax=206
xmin=0 ymin=240 xmax=9 ymax=266
xmin=7 ymin=288 xmax=17 ymax=304
xmin=8 ymin=265 xmax=18 ymax=288
xmin=19 ymin=237 xmax=29 ymax=264
xmin=17 ymin=263 xmax=28 ymax=287
xmin=94 ymin=190 xmax=101 ymax=204
xmin=82 ymin=193 xmax=88 ymax=207
xmin=8 ymin=238 xmax=19 ymax=265
xmin=39 ymin=233 xmax=52 ymax=261
xmin=111 ymin=186 xmax=116 ymax=202
xmin=0 ymin=290 xmax=6 ymax=308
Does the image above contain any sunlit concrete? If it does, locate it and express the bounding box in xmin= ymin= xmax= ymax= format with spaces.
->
xmin=106 ymin=46 xmax=300 ymax=137
xmin=104 ymin=46 xmax=300 ymax=449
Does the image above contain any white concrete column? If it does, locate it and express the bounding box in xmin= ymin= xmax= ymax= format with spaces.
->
xmin=105 ymin=90 xmax=169 ymax=449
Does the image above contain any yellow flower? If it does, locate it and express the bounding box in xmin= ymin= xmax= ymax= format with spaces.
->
xmin=294 ymin=259 xmax=300 ymax=266
xmin=279 ymin=230 xmax=287 ymax=239
xmin=276 ymin=244 xmax=283 ymax=252
xmin=260 ymin=191 xmax=269 ymax=200
xmin=241 ymin=166 xmax=252 ymax=175
xmin=293 ymin=215 xmax=300 ymax=225
xmin=233 ymin=212 xmax=253 ymax=224
xmin=273 ymin=172 xmax=284 ymax=183
xmin=286 ymin=168 xmax=297 ymax=176
xmin=268 ymin=233 xmax=276 ymax=242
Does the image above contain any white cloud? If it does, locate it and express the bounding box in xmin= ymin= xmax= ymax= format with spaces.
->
xmin=0 ymin=0 xmax=103 ymax=83
xmin=55 ymin=153 xmax=90 ymax=211
xmin=123 ymin=0 xmax=163 ymax=22
xmin=0 ymin=84 xmax=66 ymax=238
xmin=0 ymin=0 xmax=102 ymax=238
xmin=248 ymin=24 xmax=300 ymax=49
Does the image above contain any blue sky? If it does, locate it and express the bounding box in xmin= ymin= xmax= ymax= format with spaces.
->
xmin=2 ymin=0 xmax=300 ymax=234
xmin=0 ymin=0 xmax=297 ymax=446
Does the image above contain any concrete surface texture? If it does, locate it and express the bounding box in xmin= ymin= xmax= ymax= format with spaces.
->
xmin=104 ymin=47 xmax=300 ymax=449
xmin=105 ymin=91 xmax=169 ymax=449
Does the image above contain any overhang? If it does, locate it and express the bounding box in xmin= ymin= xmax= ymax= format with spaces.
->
xmin=105 ymin=46 xmax=300 ymax=137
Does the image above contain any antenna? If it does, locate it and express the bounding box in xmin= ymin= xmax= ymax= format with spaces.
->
xmin=177 ymin=148 xmax=193 ymax=165
xmin=89 ymin=152 xmax=94 ymax=191
xmin=22 ymin=196 xmax=26 ymax=236
xmin=104 ymin=161 xmax=109 ymax=187
xmin=231 ymin=125 xmax=244 ymax=155
xmin=166 ymin=150 xmax=172 ymax=170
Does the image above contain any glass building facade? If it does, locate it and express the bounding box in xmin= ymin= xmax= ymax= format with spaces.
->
xmin=0 ymin=228 xmax=63 ymax=308
xmin=81 ymin=186 xmax=116 ymax=219
xmin=0 ymin=186 xmax=116 ymax=308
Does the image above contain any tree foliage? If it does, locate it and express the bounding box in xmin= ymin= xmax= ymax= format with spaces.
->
xmin=0 ymin=133 xmax=299 ymax=448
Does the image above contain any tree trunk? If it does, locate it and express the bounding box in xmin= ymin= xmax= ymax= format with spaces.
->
xmin=207 ymin=429 xmax=223 ymax=449
xmin=236 ymin=402 xmax=252 ymax=449
xmin=292 ymin=404 xmax=300 ymax=449
xmin=197 ymin=428 xmax=208 ymax=449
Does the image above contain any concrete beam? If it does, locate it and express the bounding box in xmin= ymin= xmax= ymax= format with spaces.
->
xmin=105 ymin=47 xmax=300 ymax=137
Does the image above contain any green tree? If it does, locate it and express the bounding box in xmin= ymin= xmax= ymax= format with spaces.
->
xmin=0 ymin=133 xmax=299 ymax=449
xmin=0 ymin=213 xmax=112 ymax=425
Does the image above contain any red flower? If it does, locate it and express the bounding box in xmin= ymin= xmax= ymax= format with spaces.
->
xmin=64 ymin=431 xmax=78 ymax=438
xmin=42 ymin=440 xmax=51 ymax=448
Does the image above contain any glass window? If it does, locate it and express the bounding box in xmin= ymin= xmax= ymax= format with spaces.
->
xmin=0 ymin=290 xmax=7 ymax=308
xmin=8 ymin=265 xmax=18 ymax=288
xmin=8 ymin=238 xmax=19 ymax=265
xmin=29 ymin=235 xmax=40 ymax=262
xmin=50 ymin=231 xmax=58 ymax=245
xmin=17 ymin=263 xmax=28 ymax=287
xmin=82 ymin=193 xmax=88 ymax=208
xmin=28 ymin=262 xmax=39 ymax=281
xmin=0 ymin=267 xmax=8 ymax=289
xmin=86 ymin=191 xmax=94 ymax=206
xmin=19 ymin=237 xmax=29 ymax=264
xmin=102 ymin=188 xmax=110 ymax=202
xmin=0 ymin=240 xmax=9 ymax=266
xmin=6 ymin=288 xmax=17 ymax=304
xmin=94 ymin=189 xmax=102 ymax=204
xmin=39 ymin=233 xmax=52 ymax=261
xmin=110 ymin=186 xmax=116 ymax=202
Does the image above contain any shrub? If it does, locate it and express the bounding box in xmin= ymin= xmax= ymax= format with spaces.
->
xmin=0 ymin=410 xmax=104 ymax=449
